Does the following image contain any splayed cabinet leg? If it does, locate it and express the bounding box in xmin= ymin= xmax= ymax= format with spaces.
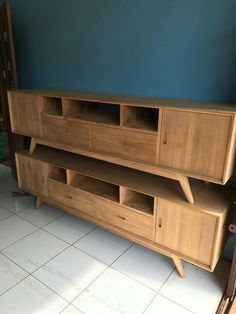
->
xmin=35 ymin=196 xmax=41 ymax=209
xmin=179 ymin=176 xmax=194 ymax=204
xmin=173 ymin=257 xmax=185 ymax=278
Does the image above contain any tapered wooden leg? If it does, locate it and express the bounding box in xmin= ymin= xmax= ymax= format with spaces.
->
xmin=35 ymin=196 xmax=41 ymax=209
xmin=29 ymin=138 xmax=37 ymax=154
xmin=179 ymin=176 xmax=194 ymax=204
xmin=173 ymin=257 xmax=185 ymax=278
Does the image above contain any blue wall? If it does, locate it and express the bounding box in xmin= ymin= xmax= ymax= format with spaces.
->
xmin=6 ymin=0 xmax=236 ymax=102
xmin=5 ymin=0 xmax=236 ymax=260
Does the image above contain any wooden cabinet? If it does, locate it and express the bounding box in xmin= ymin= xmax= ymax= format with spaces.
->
xmin=8 ymin=90 xmax=236 ymax=185
xmin=155 ymin=198 xmax=219 ymax=268
xmin=14 ymin=146 xmax=230 ymax=276
xmin=8 ymin=90 xmax=234 ymax=278
xmin=159 ymin=110 xmax=234 ymax=181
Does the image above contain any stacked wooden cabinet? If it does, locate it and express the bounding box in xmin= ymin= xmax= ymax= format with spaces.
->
xmin=8 ymin=90 xmax=236 ymax=278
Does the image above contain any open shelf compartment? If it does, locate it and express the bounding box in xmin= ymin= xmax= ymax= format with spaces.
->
xmin=48 ymin=165 xmax=67 ymax=184
xmin=42 ymin=97 xmax=63 ymax=116
xmin=68 ymin=170 xmax=119 ymax=202
xmin=121 ymin=105 xmax=158 ymax=132
xmin=120 ymin=186 xmax=154 ymax=215
xmin=65 ymin=99 xmax=120 ymax=125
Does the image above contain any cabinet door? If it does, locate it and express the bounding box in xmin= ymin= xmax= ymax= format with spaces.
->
xmin=8 ymin=92 xmax=42 ymax=137
xmin=155 ymin=199 xmax=218 ymax=266
xmin=15 ymin=154 xmax=48 ymax=196
xmin=159 ymin=110 xmax=232 ymax=180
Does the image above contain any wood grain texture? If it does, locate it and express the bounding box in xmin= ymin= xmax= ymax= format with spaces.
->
xmin=16 ymin=154 xmax=48 ymax=196
xmin=159 ymin=110 xmax=233 ymax=179
xmin=42 ymin=114 xmax=90 ymax=149
xmin=8 ymin=92 xmax=42 ymax=137
xmin=91 ymin=125 xmax=157 ymax=163
xmin=48 ymin=179 xmax=154 ymax=241
xmin=155 ymin=198 xmax=220 ymax=267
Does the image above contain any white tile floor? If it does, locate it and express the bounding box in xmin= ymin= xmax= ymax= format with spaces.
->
xmin=0 ymin=164 xmax=230 ymax=314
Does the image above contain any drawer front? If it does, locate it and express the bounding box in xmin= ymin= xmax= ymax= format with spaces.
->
xmin=48 ymin=180 xmax=154 ymax=240
xmin=42 ymin=115 xmax=90 ymax=148
xmin=91 ymin=126 xmax=157 ymax=163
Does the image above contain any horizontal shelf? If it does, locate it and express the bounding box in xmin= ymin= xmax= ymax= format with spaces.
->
xmin=68 ymin=171 xmax=119 ymax=202
xmin=70 ymin=111 xmax=119 ymax=126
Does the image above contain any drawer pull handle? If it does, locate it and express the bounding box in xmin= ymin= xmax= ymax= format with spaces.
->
xmin=158 ymin=217 xmax=162 ymax=228
xmin=117 ymin=215 xmax=126 ymax=220
xmin=163 ymin=132 xmax=167 ymax=145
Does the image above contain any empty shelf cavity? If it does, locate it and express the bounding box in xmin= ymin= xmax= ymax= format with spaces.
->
xmin=66 ymin=100 xmax=120 ymax=125
xmin=68 ymin=171 xmax=119 ymax=202
xmin=122 ymin=105 xmax=158 ymax=132
xmin=120 ymin=187 xmax=154 ymax=215
xmin=48 ymin=165 xmax=67 ymax=184
xmin=42 ymin=97 xmax=63 ymax=116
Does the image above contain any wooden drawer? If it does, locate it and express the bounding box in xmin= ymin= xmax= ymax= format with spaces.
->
xmin=42 ymin=114 xmax=90 ymax=148
xmin=91 ymin=125 xmax=157 ymax=163
xmin=48 ymin=179 xmax=154 ymax=240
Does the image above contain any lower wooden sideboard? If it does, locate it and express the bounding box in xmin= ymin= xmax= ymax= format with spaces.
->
xmin=15 ymin=145 xmax=232 ymax=278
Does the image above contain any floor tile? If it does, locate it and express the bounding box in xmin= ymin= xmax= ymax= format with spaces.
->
xmin=0 ymin=195 xmax=35 ymax=213
xmin=74 ymin=228 xmax=133 ymax=264
xmin=2 ymin=229 xmax=69 ymax=272
xmin=0 ymin=165 xmax=12 ymax=179
xmin=0 ymin=276 xmax=68 ymax=314
xmin=73 ymin=267 xmax=155 ymax=314
xmin=0 ymin=215 xmax=37 ymax=250
xmin=0 ymin=253 xmax=28 ymax=295
xmin=160 ymin=263 xmax=227 ymax=314
xmin=214 ymin=258 xmax=231 ymax=280
xmin=43 ymin=214 xmax=96 ymax=244
xmin=145 ymin=294 xmax=192 ymax=314
xmin=61 ymin=304 xmax=83 ymax=314
xmin=0 ymin=181 xmax=20 ymax=199
xmin=113 ymin=244 xmax=174 ymax=291
xmin=18 ymin=203 xmax=64 ymax=227
xmin=34 ymin=246 xmax=107 ymax=302
xmin=0 ymin=205 xmax=12 ymax=221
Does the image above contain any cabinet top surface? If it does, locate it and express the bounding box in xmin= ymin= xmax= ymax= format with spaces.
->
xmin=9 ymin=89 xmax=236 ymax=114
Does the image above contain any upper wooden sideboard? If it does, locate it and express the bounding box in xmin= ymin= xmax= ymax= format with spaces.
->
xmin=8 ymin=90 xmax=236 ymax=185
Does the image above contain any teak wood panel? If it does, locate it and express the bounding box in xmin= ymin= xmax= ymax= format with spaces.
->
xmin=48 ymin=179 xmax=154 ymax=241
xmin=41 ymin=114 xmax=90 ymax=149
xmin=15 ymin=154 xmax=48 ymax=196
xmin=91 ymin=125 xmax=157 ymax=163
xmin=8 ymin=92 xmax=42 ymax=137
xmin=155 ymin=198 xmax=218 ymax=266
xmin=159 ymin=110 xmax=233 ymax=180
